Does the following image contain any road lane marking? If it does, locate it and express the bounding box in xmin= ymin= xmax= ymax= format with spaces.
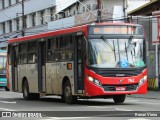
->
xmin=134 ymin=101 xmax=160 ymax=105
xmin=127 ymin=100 xmax=139 ymax=102
xmin=0 ymin=108 xmax=15 ymax=111
xmin=87 ymin=106 xmax=133 ymax=111
xmin=115 ymin=108 xmax=133 ymax=111
xmin=40 ymin=117 xmax=90 ymax=120
xmin=0 ymin=101 xmax=16 ymax=104
xmin=128 ymin=118 xmax=150 ymax=120
xmin=87 ymin=106 xmax=114 ymax=109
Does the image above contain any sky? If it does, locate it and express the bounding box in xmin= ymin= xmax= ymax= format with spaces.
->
xmin=56 ymin=0 xmax=76 ymax=12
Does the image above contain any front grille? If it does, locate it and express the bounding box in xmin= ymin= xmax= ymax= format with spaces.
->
xmin=102 ymin=84 xmax=138 ymax=91
xmin=98 ymin=69 xmax=141 ymax=77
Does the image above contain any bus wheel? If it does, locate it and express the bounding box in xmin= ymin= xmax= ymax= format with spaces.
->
xmin=23 ymin=80 xmax=31 ymax=100
xmin=5 ymin=86 xmax=9 ymax=91
xmin=64 ymin=81 xmax=77 ymax=104
xmin=113 ymin=95 xmax=126 ymax=104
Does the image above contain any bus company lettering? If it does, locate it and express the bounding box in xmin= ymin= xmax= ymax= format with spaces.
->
xmin=11 ymin=112 xmax=42 ymax=117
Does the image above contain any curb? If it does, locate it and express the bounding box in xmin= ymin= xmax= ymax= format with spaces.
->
xmin=128 ymin=95 xmax=160 ymax=100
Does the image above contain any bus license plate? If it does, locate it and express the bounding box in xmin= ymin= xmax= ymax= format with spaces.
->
xmin=115 ymin=86 xmax=126 ymax=91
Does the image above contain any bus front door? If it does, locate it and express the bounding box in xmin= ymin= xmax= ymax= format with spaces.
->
xmin=11 ymin=45 xmax=18 ymax=91
xmin=74 ymin=36 xmax=85 ymax=94
xmin=38 ymin=41 xmax=46 ymax=93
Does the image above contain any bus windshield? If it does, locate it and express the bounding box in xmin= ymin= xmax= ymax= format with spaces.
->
xmin=0 ymin=56 xmax=6 ymax=74
xmin=88 ymin=38 xmax=145 ymax=68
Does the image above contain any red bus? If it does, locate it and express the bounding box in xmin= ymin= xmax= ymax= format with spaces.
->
xmin=7 ymin=22 xmax=147 ymax=104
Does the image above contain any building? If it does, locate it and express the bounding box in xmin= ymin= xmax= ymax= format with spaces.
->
xmin=55 ymin=0 xmax=127 ymax=21
xmin=48 ymin=0 xmax=128 ymax=31
xmin=0 ymin=0 xmax=150 ymax=49
xmin=48 ymin=0 xmax=126 ymax=33
xmin=0 ymin=0 xmax=56 ymax=49
xmin=128 ymin=0 xmax=160 ymax=89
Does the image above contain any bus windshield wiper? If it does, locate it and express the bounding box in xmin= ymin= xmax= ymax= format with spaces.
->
xmin=101 ymin=35 xmax=116 ymax=61
xmin=101 ymin=35 xmax=113 ymax=50
xmin=129 ymin=35 xmax=134 ymax=43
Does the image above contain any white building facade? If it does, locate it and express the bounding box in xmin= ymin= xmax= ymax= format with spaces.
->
xmin=0 ymin=0 xmax=56 ymax=48
xmin=0 ymin=0 xmax=150 ymax=49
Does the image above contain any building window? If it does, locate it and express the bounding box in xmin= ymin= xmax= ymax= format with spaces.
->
xmin=16 ymin=0 xmax=19 ymax=3
xmin=86 ymin=4 xmax=91 ymax=12
xmin=9 ymin=20 xmax=12 ymax=32
xmin=83 ymin=6 xmax=85 ymax=13
xmin=73 ymin=10 xmax=76 ymax=15
xmin=2 ymin=0 xmax=5 ymax=9
xmin=24 ymin=15 xmax=27 ymax=28
xmin=2 ymin=22 xmax=5 ymax=34
xmin=32 ymin=13 xmax=36 ymax=26
xmin=92 ymin=4 xmax=98 ymax=10
xmin=16 ymin=18 xmax=19 ymax=30
xmin=9 ymin=0 xmax=11 ymax=6
xmin=50 ymin=7 xmax=55 ymax=21
xmin=40 ymin=10 xmax=45 ymax=24
xmin=65 ymin=11 xmax=68 ymax=17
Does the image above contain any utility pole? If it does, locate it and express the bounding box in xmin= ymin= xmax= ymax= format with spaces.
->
xmin=22 ymin=0 xmax=25 ymax=36
xmin=97 ymin=0 xmax=101 ymax=22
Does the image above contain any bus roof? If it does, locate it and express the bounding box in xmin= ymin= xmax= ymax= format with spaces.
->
xmin=8 ymin=22 xmax=142 ymax=44
xmin=95 ymin=22 xmax=142 ymax=27
xmin=8 ymin=24 xmax=88 ymax=44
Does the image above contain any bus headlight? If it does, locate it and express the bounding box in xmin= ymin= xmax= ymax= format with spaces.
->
xmin=88 ymin=76 xmax=101 ymax=86
xmin=138 ymin=75 xmax=147 ymax=86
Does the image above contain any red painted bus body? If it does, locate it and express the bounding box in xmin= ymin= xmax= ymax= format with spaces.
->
xmin=8 ymin=22 xmax=147 ymax=104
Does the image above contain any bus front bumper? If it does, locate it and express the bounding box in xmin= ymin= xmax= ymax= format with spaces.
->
xmin=84 ymin=79 xmax=147 ymax=97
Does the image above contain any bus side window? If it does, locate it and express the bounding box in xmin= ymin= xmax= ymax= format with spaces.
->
xmin=18 ymin=43 xmax=27 ymax=64
xmin=47 ymin=37 xmax=59 ymax=61
xmin=28 ymin=41 xmax=37 ymax=63
xmin=59 ymin=35 xmax=73 ymax=61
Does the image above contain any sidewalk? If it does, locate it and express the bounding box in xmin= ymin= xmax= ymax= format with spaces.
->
xmin=129 ymin=90 xmax=160 ymax=99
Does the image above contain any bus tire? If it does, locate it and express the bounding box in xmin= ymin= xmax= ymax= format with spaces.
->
xmin=64 ymin=80 xmax=77 ymax=104
xmin=5 ymin=86 xmax=9 ymax=91
xmin=23 ymin=80 xmax=32 ymax=100
xmin=113 ymin=95 xmax=126 ymax=104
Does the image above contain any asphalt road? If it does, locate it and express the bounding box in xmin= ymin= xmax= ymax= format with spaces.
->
xmin=0 ymin=88 xmax=160 ymax=120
